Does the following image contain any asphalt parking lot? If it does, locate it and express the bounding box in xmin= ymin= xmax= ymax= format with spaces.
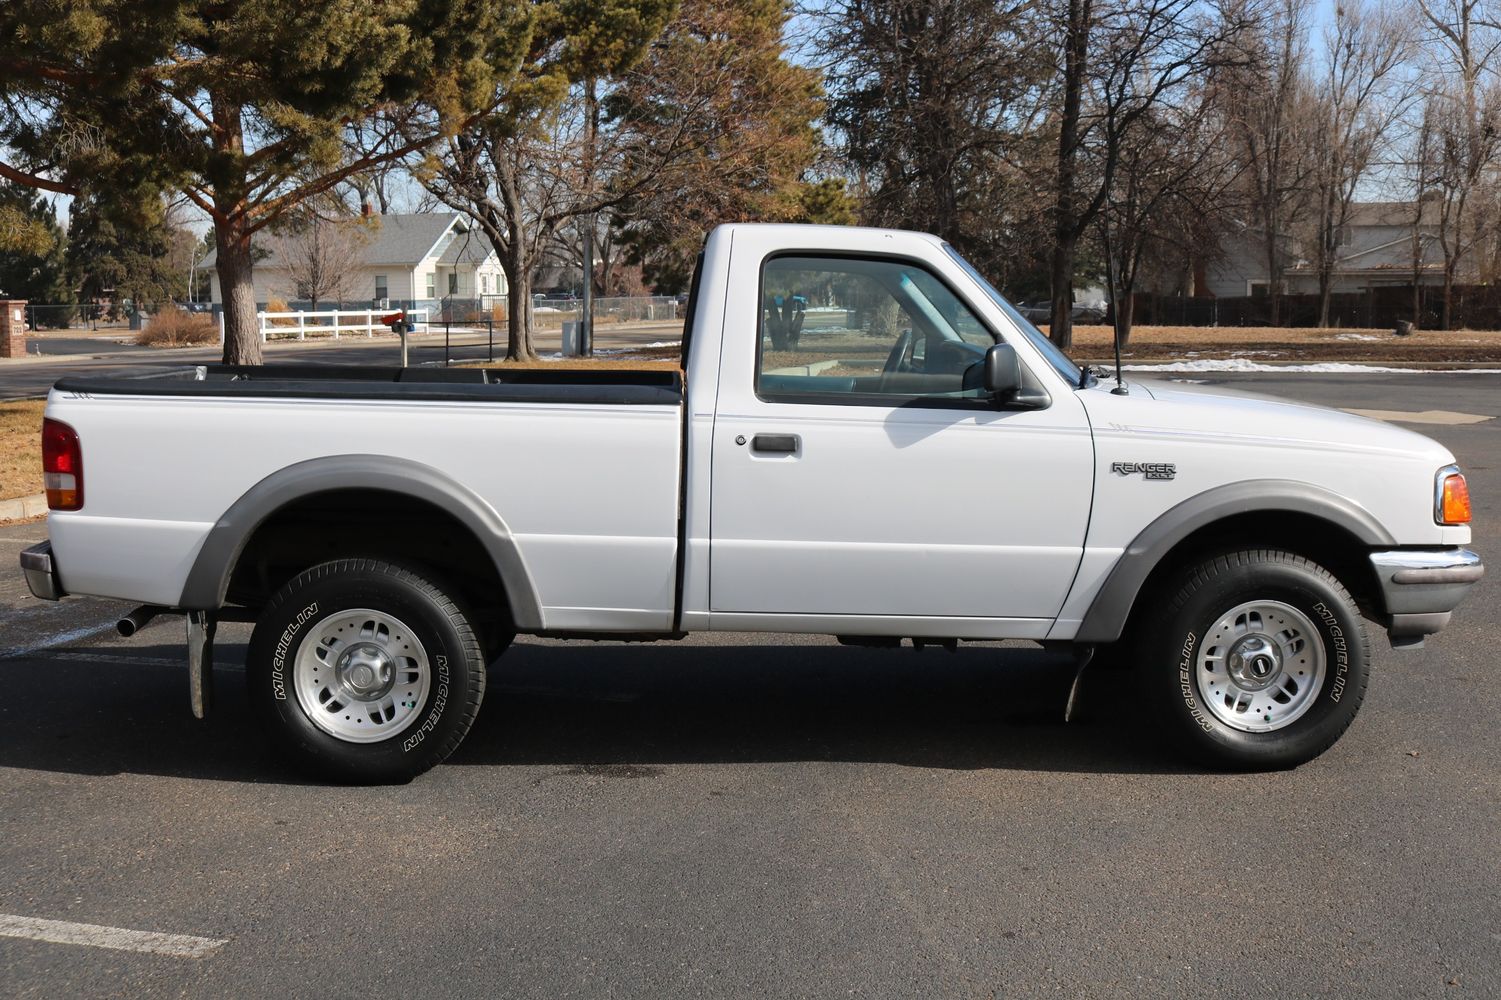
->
xmin=0 ymin=371 xmax=1497 ymax=999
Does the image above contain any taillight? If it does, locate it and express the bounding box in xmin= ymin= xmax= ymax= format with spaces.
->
xmin=42 ymin=417 xmax=83 ymax=511
xmin=1436 ymin=467 xmax=1470 ymax=525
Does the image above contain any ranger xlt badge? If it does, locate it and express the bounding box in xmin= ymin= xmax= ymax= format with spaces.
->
xmin=1112 ymin=462 xmax=1176 ymax=480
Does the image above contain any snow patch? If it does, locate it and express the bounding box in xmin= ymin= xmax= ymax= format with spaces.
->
xmin=1335 ymin=333 xmax=1381 ymax=342
xmin=1125 ymin=359 xmax=1501 ymax=374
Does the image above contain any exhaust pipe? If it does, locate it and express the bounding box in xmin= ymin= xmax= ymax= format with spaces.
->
xmin=116 ymin=605 xmax=169 ymax=637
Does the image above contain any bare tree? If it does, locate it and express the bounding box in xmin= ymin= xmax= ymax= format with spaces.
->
xmin=1048 ymin=0 xmax=1248 ymax=347
xmin=271 ymin=213 xmax=373 ymax=311
xmin=815 ymin=0 xmax=1048 ymax=275
xmin=1306 ymin=0 xmax=1413 ymax=326
xmin=1414 ymin=0 xmax=1501 ymax=328
xmin=1098 ymin=92 xmax=1241 ymax=343
xmin=1210 ymin=0 xmax=1320 ymax=324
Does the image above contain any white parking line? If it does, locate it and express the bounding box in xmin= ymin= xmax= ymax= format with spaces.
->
xmin=0 ymin=621 xmax=122 ymax=660
xmin=36 ymin=650 xmax=245 ymax=671
xmin=0 ymin=913 xmax=226 ymax=959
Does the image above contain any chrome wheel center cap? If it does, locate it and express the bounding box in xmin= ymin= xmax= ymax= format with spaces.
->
xmin=1227 ymin=635 xmax=1280 ymax=690
xmin=337 ymin=644 xmax=394 ymax=700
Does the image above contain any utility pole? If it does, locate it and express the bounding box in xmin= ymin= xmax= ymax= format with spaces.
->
xmin=581 ymin=75 xmax=597 ymax=357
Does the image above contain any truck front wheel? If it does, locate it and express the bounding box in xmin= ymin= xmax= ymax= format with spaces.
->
xmin=1143 ymin=549 xmax=1371 ymax=769
xmin=246 ymin=558 xmax=486 ymax=782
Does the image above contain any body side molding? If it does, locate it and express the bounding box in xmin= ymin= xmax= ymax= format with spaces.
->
xmin=177 ymin=454 xmax=544 ymax=629
xmin=1074 ymin=480 xmax=1395 ymax=644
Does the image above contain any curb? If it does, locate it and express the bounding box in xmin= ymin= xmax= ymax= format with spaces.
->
xmin=0 ymin=494 xmax=46 ymax=521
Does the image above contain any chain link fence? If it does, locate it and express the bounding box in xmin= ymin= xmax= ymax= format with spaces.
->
xmin=18 ymin=303 xmax=142 ymax=330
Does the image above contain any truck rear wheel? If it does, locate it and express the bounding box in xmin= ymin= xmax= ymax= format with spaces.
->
xmin=246 ymin=558 xmax=486 ymax=782
xmin=1143 ymin=549 xmax=1370 ymax=769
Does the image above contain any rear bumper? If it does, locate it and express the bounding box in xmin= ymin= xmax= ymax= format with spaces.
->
xmin=19 ymin=540 xmax=65 ymax=601
xmin=1370 ymin=548 xmax=1483 ymax=640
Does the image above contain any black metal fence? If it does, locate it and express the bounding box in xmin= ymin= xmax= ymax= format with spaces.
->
xmin=1131 ymin=285 xmax=1501 ymax=330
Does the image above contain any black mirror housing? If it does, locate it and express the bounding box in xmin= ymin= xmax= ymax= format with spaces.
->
xmin=983 ymin=343 xmax=1021 ymax=398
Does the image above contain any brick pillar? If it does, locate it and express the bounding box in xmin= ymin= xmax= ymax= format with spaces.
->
xmin=0 ymin=300 xmax=28 ymax=358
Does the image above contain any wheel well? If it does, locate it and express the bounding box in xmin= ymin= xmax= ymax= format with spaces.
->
xmin=226 ymin=488 xmax=515 ymax=649
xmin=1124 ymin=511 xmax=1384 ymax=636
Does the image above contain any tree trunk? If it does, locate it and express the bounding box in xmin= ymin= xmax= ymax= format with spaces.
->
xmin=1441 ymin=267 xmax=1455 ymax=330
xmin=1049 ymin=0 xmax=1090 ymax=351
xmin=1116 ymin=289 xmax=1135 ymax=346
xmin=215 ymin=220 xmax=262 ymax=365
xmin=1317 ymin=268 xmax=1332 ymax=328
xmin=1048 ymin=247 xmax=1075 ymax=349
xmin=1263 ymin=231 xmax=1282 ymax=326
xmin=502 ymin=246 xmax=536 ymax=361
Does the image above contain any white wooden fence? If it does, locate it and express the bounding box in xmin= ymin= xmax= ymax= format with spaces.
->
xmin=255 ymin=308 xmax=430 ymax=342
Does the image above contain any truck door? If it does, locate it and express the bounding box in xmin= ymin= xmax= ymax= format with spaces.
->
xmin=707 ymin=251 xmax=1094 ymax=637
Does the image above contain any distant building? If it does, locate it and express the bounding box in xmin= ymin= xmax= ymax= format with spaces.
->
xmin=1203 ymin=200 xmax=1452 ymax=298
xmin=195 ymin=212 xmax=508 ymax=307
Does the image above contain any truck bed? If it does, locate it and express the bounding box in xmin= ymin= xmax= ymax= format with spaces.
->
xmin=44 ymin=363 xmax=685 ymax=631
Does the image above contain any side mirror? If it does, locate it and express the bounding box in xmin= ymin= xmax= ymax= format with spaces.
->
xmin=983 ymin=343 xmax=1021 ymax=398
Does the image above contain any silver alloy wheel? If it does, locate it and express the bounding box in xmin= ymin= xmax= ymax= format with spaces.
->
xmin=293 ymin=608 xmax=432 ymax=743
xmin=1195 ymin=600 xmax=1327 ymax=733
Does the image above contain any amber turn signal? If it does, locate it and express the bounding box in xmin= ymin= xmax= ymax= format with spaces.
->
xmin=1439 ymin=472 xmax=1471 ymax=525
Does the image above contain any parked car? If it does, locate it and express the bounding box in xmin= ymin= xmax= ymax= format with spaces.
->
xmin=22 ymin=224 xmax=1482 ymax=781
xmin=1018 ymin=300 xmax=1107 ymax=325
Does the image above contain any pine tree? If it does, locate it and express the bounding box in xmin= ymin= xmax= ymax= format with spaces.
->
xmin=0 ymin=183 xmax=69 ymax=319
xmin=0 ymin=1 xmax=528 ymax=362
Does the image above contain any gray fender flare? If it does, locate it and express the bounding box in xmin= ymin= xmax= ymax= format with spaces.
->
xmin=1074 ymin=480 xmax=1394 ymax=643
xmin=178 ymin=455 xmax=544 ymax=630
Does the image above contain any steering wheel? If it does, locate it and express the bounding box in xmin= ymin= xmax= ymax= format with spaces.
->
xmin=883 ymin=329 xmax=915 ymax=374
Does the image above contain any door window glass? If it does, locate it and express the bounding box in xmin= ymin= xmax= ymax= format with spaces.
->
xmin=757 ymin=256 xmax=996 ymax=403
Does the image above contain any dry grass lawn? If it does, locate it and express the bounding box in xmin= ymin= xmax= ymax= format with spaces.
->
xmin=1 ymin=399 xmax=45 ymax=501
xmin=1066 ymin=324 xmax=1501 ymax=364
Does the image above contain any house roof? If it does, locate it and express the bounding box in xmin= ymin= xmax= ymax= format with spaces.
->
xmin=436 ymin=227 xmax=495 ymax=265
xmin=1345 ymin=200 xmax=1441 ymax=228
xmin=198 ymin=212 xmax=467 ymax=269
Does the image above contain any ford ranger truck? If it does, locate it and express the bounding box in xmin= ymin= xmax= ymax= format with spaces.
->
xmin=19 ymin=224 xmax=1483 ymax=781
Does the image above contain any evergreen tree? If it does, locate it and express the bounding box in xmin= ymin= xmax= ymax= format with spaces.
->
xmin=612 ymin=0 xmax=823 ymax=291
xmin=0 ymin=183 xmax=69 ymax=319
xmin=67 ymin=194 xmax=183 ymax=311
xmin=0 ymin=1 xmax=528 ymax=362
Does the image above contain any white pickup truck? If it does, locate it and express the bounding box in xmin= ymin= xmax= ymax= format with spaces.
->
xmin=20 ymin=224 xmax=1483 ymax=781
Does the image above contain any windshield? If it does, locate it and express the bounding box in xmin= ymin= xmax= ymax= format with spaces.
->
xmin=941 ymin=244 xmax=1084 ymax=386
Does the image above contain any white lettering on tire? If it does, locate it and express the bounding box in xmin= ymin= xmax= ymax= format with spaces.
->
xmin=403 ymin=654 xmax=449 ymax=752
xmin=1311 ymin=602 xmax=1350 ymax=702
xmin=1177 ymin=631 xmax=1214 ymax=732
xmin=270 ymin=602 xmax=319 ymax=701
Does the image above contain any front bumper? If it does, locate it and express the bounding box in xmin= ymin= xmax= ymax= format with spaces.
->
xmin=1370 ymin=548 xmax=1483 ymax=641
xmin=20 ymin=540 xmax=65 ymax=601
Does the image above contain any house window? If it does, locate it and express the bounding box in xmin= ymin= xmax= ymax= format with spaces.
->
xmin=375 ymin=274 xmax=388 ymax=301
xmin=448 ymin=273 xmax=458 ymax=295
xmin=480 ymin=274 xmax=489 ymax=294
xmin=425 ymin=273 xmax=435 ymax=298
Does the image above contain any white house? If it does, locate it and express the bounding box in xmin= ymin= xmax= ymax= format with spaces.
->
xmin=1203 ymin=200 xmax=1452 ymax=298
xmin=197 ymin=212 xmax=508 ymax=307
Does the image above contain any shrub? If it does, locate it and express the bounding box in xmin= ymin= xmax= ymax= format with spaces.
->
xmin=135 ymin=305 xmax=218 ymax=347
xmin=265 ymin=297 xmax=298 ymax=327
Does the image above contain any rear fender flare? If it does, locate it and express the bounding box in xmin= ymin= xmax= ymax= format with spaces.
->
xmin=177 ymin=454 xmax=544 ymax=630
